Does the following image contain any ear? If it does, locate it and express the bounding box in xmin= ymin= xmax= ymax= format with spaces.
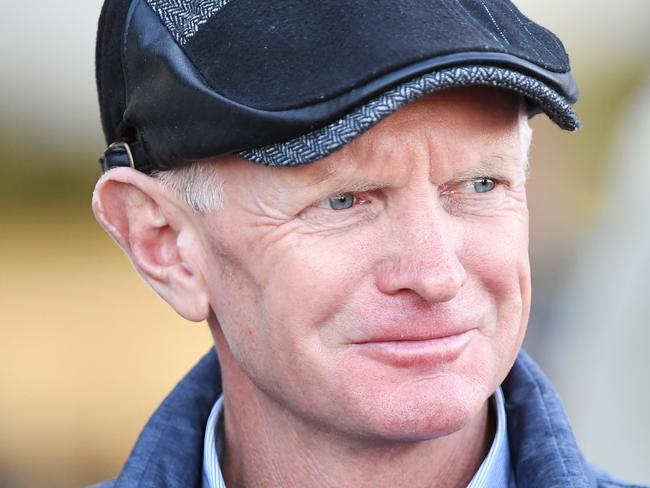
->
xmin=92 ymin=167 xmax=210 ymax=322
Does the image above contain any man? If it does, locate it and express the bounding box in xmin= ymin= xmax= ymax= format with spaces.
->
xmin=92 ymin=1 xmax=641 ymax=487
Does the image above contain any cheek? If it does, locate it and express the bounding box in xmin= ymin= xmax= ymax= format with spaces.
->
xmin=460 ymin=196 xmax=529 ymax=293
xmin=260 ymin=233 xmax=374 ymax=347
xmin=460 ymin=213 xmax=531 ymax=369
xmin=205 ymin=242 xmax=266 ymax=361
xmin=465 ymin=220 xmax=529 ymax=299
xmin=207 ymin=222 xmax=376 ymax=386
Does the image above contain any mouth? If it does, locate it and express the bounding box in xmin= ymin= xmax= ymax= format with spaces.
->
xmin=351 ymin=329 xmax=476 ymax=368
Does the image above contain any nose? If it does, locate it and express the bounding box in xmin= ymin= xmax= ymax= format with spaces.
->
xmin=374 ymin=202 xmax=467 ymax=303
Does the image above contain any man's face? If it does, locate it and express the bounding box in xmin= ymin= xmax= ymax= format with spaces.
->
xmin=201 ymin=87 xmax=531 ymax=442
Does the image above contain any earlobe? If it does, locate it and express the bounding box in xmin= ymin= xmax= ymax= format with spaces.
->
xmin=92 ymin=167 xmax=211 ymax=322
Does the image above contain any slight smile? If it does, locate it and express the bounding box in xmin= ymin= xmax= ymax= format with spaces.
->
xmin=352 ymin=329 xmax=477 ymax=368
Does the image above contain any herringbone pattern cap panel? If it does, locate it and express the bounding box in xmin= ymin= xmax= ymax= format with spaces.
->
xmin=145 ymin=0 xmax=232 ymax=45
xmin=237 ymin=65 xmax=579 ymax=167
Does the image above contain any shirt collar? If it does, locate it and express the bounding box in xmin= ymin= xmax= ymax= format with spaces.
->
xmin=203 ymin=395 xmax=227 ymax=488
xmin=467 ymin=386 xmax=512 ymax=488
xmin=202 ymin=387 xmax=510 ymax=488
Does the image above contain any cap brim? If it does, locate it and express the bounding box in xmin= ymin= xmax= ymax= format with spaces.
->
xmin=238 ymin=64 xmax=579 ymax=167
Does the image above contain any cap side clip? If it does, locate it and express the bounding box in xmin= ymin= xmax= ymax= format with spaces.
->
xmin=99 ymin=142 xmax=135 ymax=173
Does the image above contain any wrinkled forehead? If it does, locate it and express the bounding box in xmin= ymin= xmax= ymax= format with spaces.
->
xmin=294 ymin=88 xmax=528 ymax=180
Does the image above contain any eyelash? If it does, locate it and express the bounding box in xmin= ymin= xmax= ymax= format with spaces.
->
xmin=314 ymin=193 xmax=370 ymax=211
xmin=442 ymin=177 xmax=502 ymax=195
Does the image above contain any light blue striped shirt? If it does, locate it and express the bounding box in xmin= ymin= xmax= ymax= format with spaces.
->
xmin=203 ymin=387 xmax=510 ymax=487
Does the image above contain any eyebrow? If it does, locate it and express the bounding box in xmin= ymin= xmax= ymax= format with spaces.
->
xmin=298 ymin=152 xmax=528 ymax=197
xmin=299 ymin=160 xmax=394 ymax=194
xmin=452 ymin=153 xmax=529 ymax=181
xmin=327 ymin=181 xmax=390 ymax=194
xmin=303 ymin=161 xmax=338 ymax=186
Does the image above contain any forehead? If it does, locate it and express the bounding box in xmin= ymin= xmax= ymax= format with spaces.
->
xmin=297 ymin=87 xmax=525 ymax=182
xmin=218 ymin=87 xmax=526 ymax=194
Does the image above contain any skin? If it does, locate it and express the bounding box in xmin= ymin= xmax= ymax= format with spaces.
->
xmin=93 ymin=87 xmax=532 ymax=488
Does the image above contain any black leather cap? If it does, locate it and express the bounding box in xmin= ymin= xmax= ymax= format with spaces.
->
xmin=96 ymin=0 xmax=579 ymax=172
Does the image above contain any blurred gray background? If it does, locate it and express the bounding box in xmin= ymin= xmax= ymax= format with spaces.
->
xmin=0 ymin=1 xmax=648 ymax=486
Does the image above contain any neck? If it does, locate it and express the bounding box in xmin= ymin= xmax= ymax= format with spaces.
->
xmin=213 ymin=335 xmax=495 ymax=488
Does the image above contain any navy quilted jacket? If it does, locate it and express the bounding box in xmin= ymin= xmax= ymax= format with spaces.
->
xmin=94 ymin=350 xmax=645 ymax=487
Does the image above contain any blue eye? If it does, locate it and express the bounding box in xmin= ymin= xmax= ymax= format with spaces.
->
xmin=473 ymin=178 xmax=496 ymax=193
xmin=328 ymin=193 xmax=355 ymax=210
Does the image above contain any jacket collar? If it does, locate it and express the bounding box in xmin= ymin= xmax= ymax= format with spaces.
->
xmin=113 ymin=349 xmax=596 ymax=487
xmin=114 ymin=350 xmax=222 ymax=488
xmin=502 ymin=350 xmax=597 ymax=488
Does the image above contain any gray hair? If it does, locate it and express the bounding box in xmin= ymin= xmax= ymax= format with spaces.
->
xmin=153 ymin=161 xmax=224 ymax=214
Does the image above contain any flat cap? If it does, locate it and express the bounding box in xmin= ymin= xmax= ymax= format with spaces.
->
xmin=96 ymin=0 xmax=579 ymax=172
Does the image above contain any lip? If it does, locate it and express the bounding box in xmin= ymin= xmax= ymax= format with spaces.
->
xmin=351 ymin=329 xmax=476 ymax=368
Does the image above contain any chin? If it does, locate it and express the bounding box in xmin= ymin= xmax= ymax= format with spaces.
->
xmin=339 ymin=372 xmax=491 ymax=444
xmin=329 ymin=337 xmax=495 ymax=441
